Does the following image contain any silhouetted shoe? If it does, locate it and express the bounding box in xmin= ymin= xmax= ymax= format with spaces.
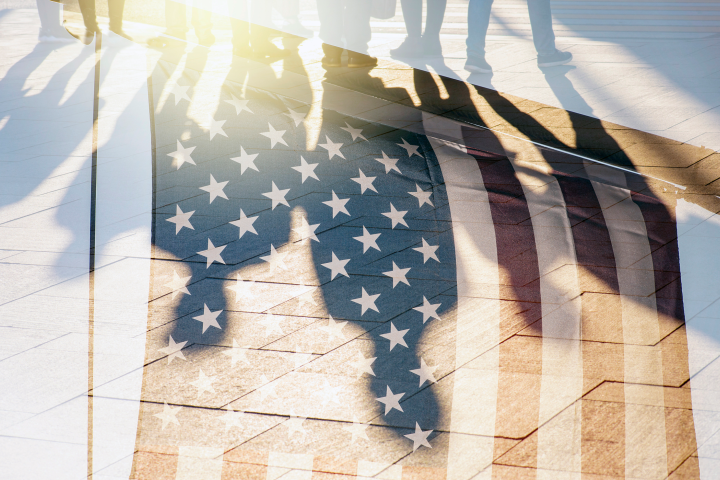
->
xmin=464 ymin=56 xmax=492 ymax=73
xmin=537 ymin=50 xmax=572 ymax=67
xmin=322 ymin=53 xmax=341 ymax=67
xmin=109 ymin=28 xmax=133 ymax=42
xmin=198 ymin=31 xmax=216 ymax=47
xmin=422 ymin=35 xmax=443 ymax=58
xmin=39 ymin=27 xmax=75 ymax=43
xmin=348 ymin=53 xmax=378 ymax=68
xmin=390 ymin=36 xmax=422 ymax=58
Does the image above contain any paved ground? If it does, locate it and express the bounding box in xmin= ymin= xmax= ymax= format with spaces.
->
xmin=2 ymin=4 xmax=720 ymax=480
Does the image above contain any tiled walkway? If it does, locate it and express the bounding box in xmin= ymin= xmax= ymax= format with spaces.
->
xmin=2 ymin=5 xmax=720 ymax=480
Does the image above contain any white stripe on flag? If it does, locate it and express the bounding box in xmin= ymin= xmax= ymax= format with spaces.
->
xmin=588 ymin=165 xmax=669 ymax=479
xmin=176 ymin=446 xmax=224 ymax=480
xmin=424 ymin=113 xmax=500 ymax=480
xmin=515 ymin=162 xmax=583 ymax=479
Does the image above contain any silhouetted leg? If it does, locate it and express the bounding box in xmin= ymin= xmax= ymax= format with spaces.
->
xmin=190 ymin=3 xmax=214 ymax=45
xmin=424 ymin=0 xmax=447 ymax=40
xmin=78 ymin=0 xmax=99 ymax=32
xmin=466 ymin=0 xmax=493 ymax=59
xmin=400 ymin=0 xmax=422 ymax=38
xmin=108 ymin=0 xmax=126 ymax=34
xmin=344 ymin=0 xmax=371 ymax=55
xmin=526 ymin=0 xmax=556 ymax=55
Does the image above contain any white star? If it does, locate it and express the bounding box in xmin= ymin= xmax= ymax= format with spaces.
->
xmin=197 ymin=239 xmax=226 ymax=268
xmin=318 ymin=135 xmax=345 ymax=160
xmin=167 ymin=140 xmax=196 ymax=170
xmin=353 ymin=226 xmax=381 ymax=253
xmin=375 ymin=151 xmax=401 ymax=174
xmin=170 ymin=83 xmax=190 ymax=105
xmin=229 ymin=209 xmax=258 ymax=238
xmin=154 ymin=402 xmax=181 ymax=430
xmin=219 ymin=406 xmax=245 ymax=432
xmin=413 ymin=296 xmax=441 ymax=324
xmin=225 ymin=94 xmax=253 ymax=115
xmin=341 ymin=122 xmax=366 ymax=141
xmin=190 ymin=368 xmax=217 ymax=398
xmin=293 ymin=216 xmax=320 ymax=243
xmin=413 ymin=238 xmax=439 ymax=263
xmin=408 ymin=184 xmax=433 ymax=207
xmin=208 ymin=117 xmax=227 ymax=140
xmin=350 ymin=352 xmax=376 ymax=379
xmin=262 ymin=181 xmax=290 ymax=210
xmin=382 ymin=203 xmax=408 ymax=229
xmin=284 ymin=413 xmax=308 ymax=440
xmin=322 ymin=191 xmax=349 ymax=218
xmin=343 ymin=417 xmax=369 ymax=444
xmin=321 ymin=252 xmax=350 ymax=280
xmin=167 ymin=204 xmax=194 ymax=234
xmin=376 ymin=386 xmax=405 ymax=415
xmin=397 ymin=138 xmax=423 ymax=158
xmin=260 ymin=244 xmax=289 ymax=273
xmin=199 ymin=174 xmax=228 ymax=203
xmin=283 ymin=108 xmax=306 ymax=127
xmin=258 ymin=374 xmax=278 ymax=401
xmin=318 ymin=378 xmax=342 ymax=407
xmin=318 ymin=315 xmax=347 ymax=341
xmin=226 ymin=274 xmax=255 ymax=302
xmin=259 ymin=312 xmax=284 ymax=337
xmin=410 ymin=358 xmax=439 ymax=387
xmin=224 ymin=339 xmax=250 ymax=367
xmin=351 ymin=287 xmax=380 ymax=315
xmin=383 ymin=262 xmax=411 ymax=288
xmin=351 ymin=169 xmax=377 ymax=194
xmin=404 ymin=423 xmax=433 ymax=451
xmin=193 ymin=304 xmax=223 ymax=333
xmin=291 ymin=156 xmax=319 ymax=183
xmin=163 ymin=270 xmax=190 ymax=299
xmin=158 ymin=335 xmax=187 ymax=364
xmin=230 ymin=147 xmax=259 ymax=174
xmin=380 ymin=322 xmax=409 ymax=351
xmin=260 ymin=123 xmax=287 ymax=148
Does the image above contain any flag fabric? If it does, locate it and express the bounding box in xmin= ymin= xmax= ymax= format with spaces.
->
xmin=130 ymin=48 xmax=699 ymax=480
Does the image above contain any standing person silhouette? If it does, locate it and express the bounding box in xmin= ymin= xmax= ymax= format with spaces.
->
xmin=77 ymin=0 xmax=130 ymax=42
xmin=317 ymin=0 xmax=377 ymax=68
xmin=464 ymin=0 xmax=572 ymax=73
xmin=390 ymin=0 xmax=447 ymax=58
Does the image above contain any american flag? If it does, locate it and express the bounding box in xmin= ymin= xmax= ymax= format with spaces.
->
xmin=129 ymin=50 xmax=699 ymax=480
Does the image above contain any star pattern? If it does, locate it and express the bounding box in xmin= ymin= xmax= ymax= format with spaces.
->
xmin=199 ymin=174 xmax=228 ymax=203
xmin=323 ymin=191 xmax=350 ymax=218
xmin=230 ymin=209 xmax=258 ymax=238
xmin=158 ymin=335 xmax=187 ymax=364
xmin=167 ymin=204 xmax=194 ymax=234
xmin=413 ymin=238 xmax=440 ymax=263
xmin=409 ymin=184 xmax=433 ymax=207
xmin=262 ymin=181 xmax=290 ymax=210
xmin=151 ymin=84 xmax=459 ymax=460
xmin=225 ymin=94 xmax=253 ymax=115
xmin=193 ymin=304 xmax=223 ymax=333
xmin=163 ymin=270 xmax=191 ymax=299
xmin=375 ymin=151 xmax=401 ymax=174
xmin=167 ymin=140 xmax=196 ymax=169
xmin=260 ymin=123 xmax=288 ymax=148
xmin=197 ymin=239 xmax=226 ymax=268
xmin=230 ymin=147 xmax=259 ymax=174
xmin=318 ymin=135 xmax=345 ymax=159
xmin=351 ymin=169 xmax=377 ymax=194
xmin=352 ymin=287 xmax=380 ymax=315
xmin=321 ymin=252 xmax=350 ymax=280
xmin=292 ymin=156 xmax=319 ymax=183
